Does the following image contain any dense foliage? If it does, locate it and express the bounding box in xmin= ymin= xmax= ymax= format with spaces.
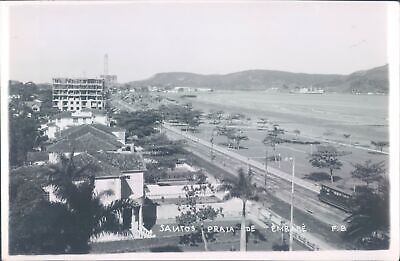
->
xmin=9 ymin=156 xmax=136 ymax=254
xmin=159 ymin=103 xmax=203 ymax=130
xmin=344 ymin=179 xmax=389 ymax=249
xmin=309 ymin=146 xmax=343 ymax=183
xmin=9 ymin=108 xmax=41 ymax=166
xmin=176 ymin=185 xmax=223 ymax=251
xmin=115 ymin=109 xmax=162 ymax=139
xmin=351 ymin=160 xmax=385 ymax=186
xmin=141 ymin=133 xmax=186 ymax=183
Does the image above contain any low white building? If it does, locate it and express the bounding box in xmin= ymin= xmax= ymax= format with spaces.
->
xmin=46 ymin=109 xmax=109 ymax=139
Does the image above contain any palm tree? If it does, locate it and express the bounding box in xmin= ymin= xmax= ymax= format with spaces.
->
xmin=262 ymin=128 xmax=283 ymax=187
xmin=263 ymin=127 xmax=283 ymax=162
xmin=219 ymin=168 xmax=258 ymax=251
xmin=47 ymin=154 xmax=136 ymax=253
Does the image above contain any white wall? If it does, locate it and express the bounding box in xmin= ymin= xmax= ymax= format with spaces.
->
xmin=112 ymin=131 xmax=126 ymax=145
xmin=93 ymin=114 xmax=108 ymax=125
xmin=124 ymin=172 xmax=144 ymax=199
xmin=47 ymin=125 xmax=59 ymax=140
xmin=95 ymin=178 xmax=121 ymax=206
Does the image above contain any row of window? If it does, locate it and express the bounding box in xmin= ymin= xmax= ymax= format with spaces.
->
xmin=53 ymin=88 xmax=103 ymax=92
xmin=61 ymin=106 xmax=103 ymax=111
xmin=54 ymin=91 xmax=102 ymax=93
xmin=55 ymin=101 xmax=102 ymax=105
xmin=53 ymin=80 xmax=104 ymax=84
xmin=54 ymin=96 xmax=103 ymax=101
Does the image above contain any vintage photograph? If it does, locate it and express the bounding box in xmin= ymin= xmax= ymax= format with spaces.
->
xmin=1 ymin=1 xmax=398 ymax=260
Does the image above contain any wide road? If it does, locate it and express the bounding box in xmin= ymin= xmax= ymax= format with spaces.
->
xmin=164 ymin=123 xmax=321 ymax=194
xmin=111 ymin=96 xmax=347 ymax=220
xmin=110 ymin=96 xmax=352 ymax=249
xmin=163 ymin=124 xmax=347 ymax=221
xmin=163 ymin=124 xmax=349 ymax=249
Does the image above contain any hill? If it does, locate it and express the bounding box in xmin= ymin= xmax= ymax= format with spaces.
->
xmin=126 ymin=64 xmax=388 ymax=93
xmin=325 ymin=64 xmax=389 ymax=93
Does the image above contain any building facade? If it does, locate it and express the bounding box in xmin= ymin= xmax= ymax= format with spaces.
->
xmin=52 ymin=78 xmax=105 ymax=111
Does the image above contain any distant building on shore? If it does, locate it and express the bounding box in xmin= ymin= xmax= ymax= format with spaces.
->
xmin=169 ymin=86 xmax=213 ymax=93
xmin=52 ymin=77 xmax=105 ymax=111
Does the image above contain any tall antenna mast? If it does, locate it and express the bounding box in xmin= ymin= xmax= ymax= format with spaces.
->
xmin=104 ymin=53 xmax=109 ymax=76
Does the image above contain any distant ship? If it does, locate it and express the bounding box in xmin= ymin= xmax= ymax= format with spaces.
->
xmin=290 ymin=87 xmax=325 ymax=94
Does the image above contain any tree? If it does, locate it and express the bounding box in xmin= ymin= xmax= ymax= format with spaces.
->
xmin=195 ymin=171 xmax=208 ymax=184
xmin=182 ymin=109 xmax=203 ymax=132
xmin=9 ymin=106 xmax=41 ymax=166
xmin=231 ymin=129 xmax=249 ymax=150
xmin=45 ymin=155 xmax=137 ymax=253
xmin=206 ymin=110 xmax=224 ymax=125
xmin=343 ymin=134 xmax=352 ymax=145
xmin=263 ymin=127 xmax=283 ymax=161
xmin=9 ymin=81 xmax=39 ymax=101
xmin=344 ymin=179 xmax=389 ymax=250
xmin=9 ymin=166 xmax=67 ymax=254
xmin=176 ymin=185 xmax=223 ymax=251
xmin=216 ymin=127 xmax=248 ymax=150
xmin=351 ymin=160 xmax=385 ymax=187
xmin=293 ymin=129 xmax=301 ymax=136
xmin=309 ymin=146 xmax=343 ymax=183
xmin=115 ymin=110 xmax=162 ymax=139
xmin=219 ymin=168 xmax=258 ymax=251
xmin=160 ymin=103 xmax=203 ymax=132
xmin=216 ymin=126 xmax=236 ymax=148
xmin=262 ymin=127 xmax=284 ymax=185
xmin=141 ymin=133 xmax=186 ymax=183
xmin=370 ymin=141 xmax=389 ymax=152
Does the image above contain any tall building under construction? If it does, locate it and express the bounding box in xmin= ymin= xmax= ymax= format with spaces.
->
xmin=52 ymin=78 xmax=105 ymax=111
xmin=100 ymin=54 xmax=118 ymax=87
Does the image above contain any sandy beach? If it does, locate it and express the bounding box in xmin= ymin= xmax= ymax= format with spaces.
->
xmin=165 ymin=91 xmax=389 ymax=148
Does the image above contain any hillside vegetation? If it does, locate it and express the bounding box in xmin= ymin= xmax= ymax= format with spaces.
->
xmin=127 ymin=64 xmax=388 ymax=93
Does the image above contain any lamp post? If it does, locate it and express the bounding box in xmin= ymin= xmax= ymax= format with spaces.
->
xmin=264 ymin=145 xmax=268 ymax=188
xmin=278 ymin=153 xmax=281 ymax=168
xmin=289 ymin=156 xmax=295 ymax=251
xmin=284 ymin=156 xmax=295 ymax=251
xmin=210 ymin=128 xmax=216 ymax=161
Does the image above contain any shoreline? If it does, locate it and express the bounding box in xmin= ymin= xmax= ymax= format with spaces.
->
xmin=163 ymin=91 xmax=388 ymax=148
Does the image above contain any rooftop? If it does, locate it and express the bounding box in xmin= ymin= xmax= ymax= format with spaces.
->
xmin=58 ymin=124 xmax=123 ymax=147
xmin=91 ymin=151 xmax=146 ymax=171
xmin=52 ymin=111 xmax=72 ymax=119
xmin=52 ymin=109 xmax=106 ymax=119
xmin=91 ymin=123 xmax=125 ymax=133
xmin=47 ymin=132 xmax=121 ymax=153
xmin=27 ymin=151 xmax=49 ymax=162
xmin=71 ymin=152 xmax=121 ymax=177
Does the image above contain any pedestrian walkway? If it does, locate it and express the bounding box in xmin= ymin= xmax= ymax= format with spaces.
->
xmin=247 ymin=201 xmax=335 ymax=250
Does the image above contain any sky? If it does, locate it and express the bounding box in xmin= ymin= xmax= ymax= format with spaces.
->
xmin=8 ymin=1 xmax=389 ymax=83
